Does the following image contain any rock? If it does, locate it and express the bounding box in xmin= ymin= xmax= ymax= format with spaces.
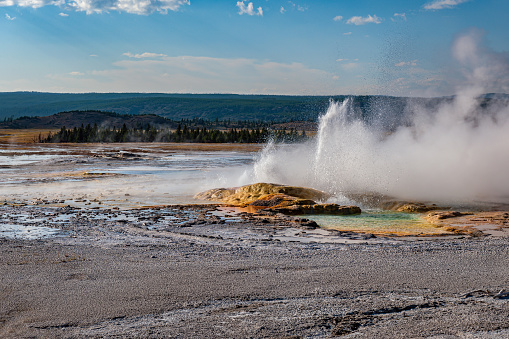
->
xmin=249 ymin=194 xmax=316 ymax=208
xmin=249 ymin=195 xmax=285 ymax=207
xmin=425 ymin=211 xmax=473 ymax=221
xmin=297 ymin=219 xmax=319 ymax=229
xmin=194 ymin=183 xmax=329 ymax=206
xmin=195 ymin=183 xmax=361 ymax=216
xmin=273 ymin=204 xmax=361 ymax=216
xmin=380 ymin=201 xmax=441 ymax=213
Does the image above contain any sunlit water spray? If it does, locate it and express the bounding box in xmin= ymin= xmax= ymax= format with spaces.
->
xmin=248 ymin=94 xmax=509 ymax=205
xmin=246 ymin=31 xmax=509 ymax=206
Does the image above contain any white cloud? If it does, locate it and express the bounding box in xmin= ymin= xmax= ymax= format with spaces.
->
xmin=392 ymin=12 xmax=406 ymax=21
xmin=0 ymin=0 xmax=190 ymax=15
xmin=123 ymin=52 xmax=167 ymax=59
xmin=236 ymin=1 xmax=262 ymax=16
xmin=343 ymin=32 xmax=352 ymax=36
xmin=58 ymin=12 xmax=68 ymax=16
xmin=333 ymin=15 xmax=342 ymax=22
xmin=39 ymin=55 xmax=346 ymax=95
xmin=0 ymin=0 xmax=55 ymax=9
xmin=424 ymin=0 xmax=469 ymax=10
xmin=346 ymin=14 xmax=382 ymax=25
xmin=336 ymin=59 xmax=347 ymax=62
xmin=395 ymin=60 xmax=418 ymax=67
xmin=89 ymin=54 xmax=98 ymax=57
xmin=69 ymin=71 xmax=84 ymax=76
xmin=280 ymin=6 xmax=285 ymax=14
xmin=5 ymin=13 xmax=15 ymax=20
xmin=285 ymin=1 xmax=307 ymax=14
xmin=342 ymin=62 xmax=359 ymax=71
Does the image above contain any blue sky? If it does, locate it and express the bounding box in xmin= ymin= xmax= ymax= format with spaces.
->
xmin=1 ymin=0 xmax=508 ymax=96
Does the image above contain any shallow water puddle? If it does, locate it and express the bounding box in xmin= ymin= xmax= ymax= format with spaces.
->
xmin=208 ymin=207 xmax=243 ymax=223
xmin=0 ymin=224 xmax=67 ymax=239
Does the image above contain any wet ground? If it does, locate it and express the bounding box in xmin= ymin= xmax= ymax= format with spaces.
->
xmin=0 ymin=142 xmax=259 ymax=207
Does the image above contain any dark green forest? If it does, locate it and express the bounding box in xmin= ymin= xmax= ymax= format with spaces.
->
xmin=0 ymin=110 xmax=284 ymax=130
xmin=40 ymin=123 xmax=308 ymax=144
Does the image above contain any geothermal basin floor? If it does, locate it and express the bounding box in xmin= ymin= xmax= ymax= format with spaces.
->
xmin=1 ymin=142 xmax=509 ymax=337
xmin=1 ymin=204 xmax=509 ymax=338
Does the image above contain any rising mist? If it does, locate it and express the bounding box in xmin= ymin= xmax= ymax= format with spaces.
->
xmin=245 ymin=30 xmax=509 ymax=204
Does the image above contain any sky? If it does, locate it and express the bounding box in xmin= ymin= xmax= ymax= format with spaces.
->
xmin=1 ymin=0 xmax=508 ymax=96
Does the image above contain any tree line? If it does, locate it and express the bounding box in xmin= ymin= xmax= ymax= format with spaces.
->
xmin=39 ymin=123 xmax=308 ymax=144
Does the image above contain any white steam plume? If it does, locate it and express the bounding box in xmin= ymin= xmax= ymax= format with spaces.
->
xmin=245 ymin=30 xmax=509 ymax=204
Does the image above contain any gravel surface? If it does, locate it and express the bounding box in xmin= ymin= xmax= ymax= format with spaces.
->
xmin=1 ymin=205 xmax=509 ymax=338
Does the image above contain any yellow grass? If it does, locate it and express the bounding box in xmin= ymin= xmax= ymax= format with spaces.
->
xmin=0 ymin=129 xmax=267 ymax=154
xmin=0 ymin=129 xmax=58 ymax=144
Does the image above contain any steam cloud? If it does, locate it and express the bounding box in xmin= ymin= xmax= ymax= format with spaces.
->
xmin=245 ymin=30 xmax=509 ymax=204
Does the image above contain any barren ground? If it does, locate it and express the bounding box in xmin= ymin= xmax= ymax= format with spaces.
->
xmin=1 ymin=136 xmax=508 ymax=338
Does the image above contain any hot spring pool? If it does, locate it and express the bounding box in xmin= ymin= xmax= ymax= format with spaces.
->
xmin=305 ymin=210 xmax=453 ymax=236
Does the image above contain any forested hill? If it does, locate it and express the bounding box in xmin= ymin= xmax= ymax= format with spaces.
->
xmin=0 ymin=111 xmax=176 ymax=129
xmin=1 ymin=92 xmax=505 ymax=124
xmin=0 ymin=92 xmax=338 ymax=121
xmin=0 ymin=110 xmax=283 ymax=130
xmin=0 ymin=92 xmax=422 ymax=122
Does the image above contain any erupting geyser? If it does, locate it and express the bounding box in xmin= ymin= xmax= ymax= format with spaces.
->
xmin=250 ymin=94 xmax=509 ymax=204
xmin=246 ymin=31 xmax=509 ymax=204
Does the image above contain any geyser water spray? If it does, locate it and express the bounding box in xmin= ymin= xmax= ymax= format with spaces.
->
xmin=249 ymin=94 xmax=509 ymax=204
xmin=246 ymin=30 xmax=509 ymax=204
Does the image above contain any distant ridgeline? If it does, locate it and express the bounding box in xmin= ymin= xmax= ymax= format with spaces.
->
xmin=0 ymin=91 xmax=473 ymax=122
xmin=0 ymin=110 xmax=276 ymax=130
xmin=39 ymin=123 xmax=308 ymax=144
xmin=2 ymin=93 xmax=507 ymax=138
xmin=0 ymin=92 xmax=339 ymax=121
